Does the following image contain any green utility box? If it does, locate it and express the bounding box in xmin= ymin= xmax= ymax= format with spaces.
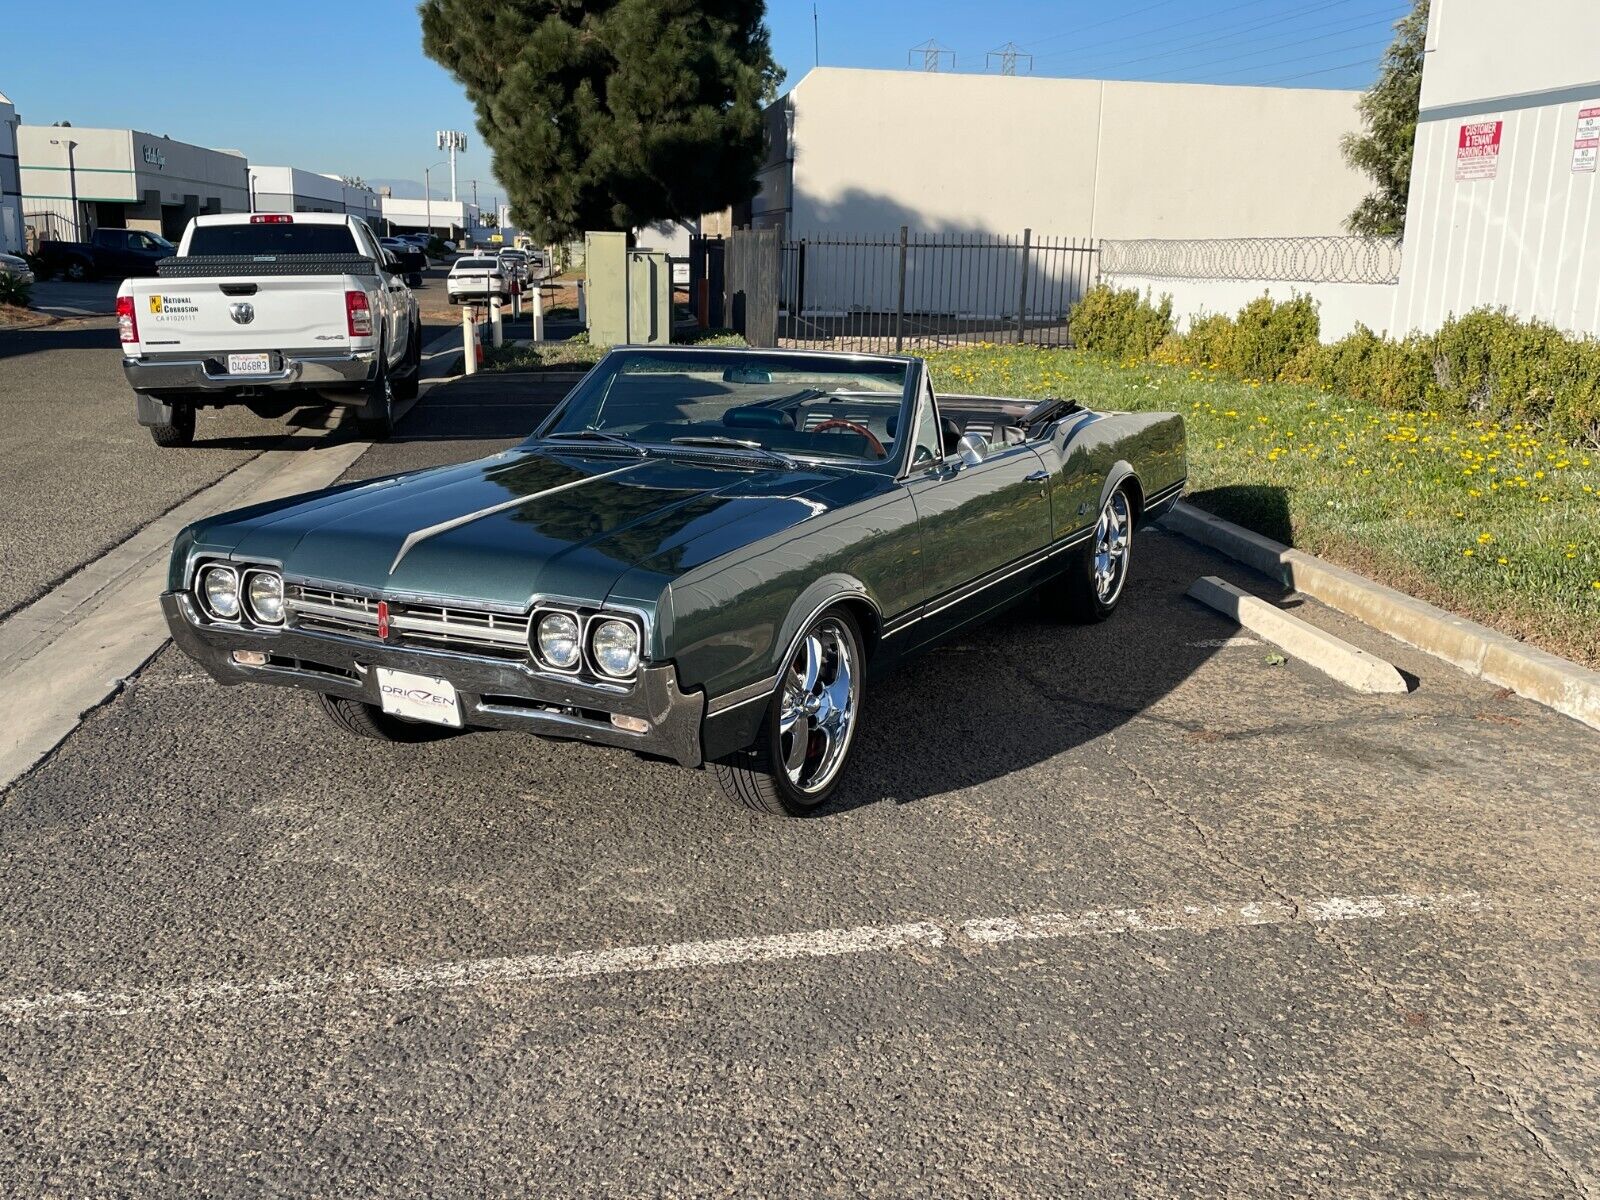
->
xmin=582 ymin=232 xmax=671 ymax=347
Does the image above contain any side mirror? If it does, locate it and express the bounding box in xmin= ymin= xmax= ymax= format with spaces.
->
xmin=955 ymin=432 xmax=990 ymax=468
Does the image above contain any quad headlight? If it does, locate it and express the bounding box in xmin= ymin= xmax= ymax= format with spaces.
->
xmin=591 ymin=618 xmax=641 ymax=678
xmin=244 ymin=569 xmax=285 ymax=625
xmin=536 ymin=612 xmax=582 ymax=670
xmin=198 ymin=565 xmax=241 ymax=620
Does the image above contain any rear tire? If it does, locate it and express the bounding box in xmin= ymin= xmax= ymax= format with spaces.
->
xmin=354 ymin=352 xmax=394 ymax=440
xmin=392 ymin=324 xmax=421 ymax=402
xmin=147 ymin=401 xmax=195 ymax=448
xmin=64 ymin=259 xmax=90 ymax=282
xmin=318 ymin=693 xmax=454 ymax=743
xmin=1048 ymin=486 xmax=1134 ymax=624
xmin=711 ymin=606 xmax=864 ymax=816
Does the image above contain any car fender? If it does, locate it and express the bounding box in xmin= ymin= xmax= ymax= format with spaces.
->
xmin=770 ymin=575 xmax=882 ymax=685
xmin=1099 ymin=460 xmax=1143 ymax=522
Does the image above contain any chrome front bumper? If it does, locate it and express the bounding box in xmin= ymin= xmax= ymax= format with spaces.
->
xmin=123 ymin=350 xmax=377 ymax=393
xmin=161 ymin=592 xmax=706 ymax=768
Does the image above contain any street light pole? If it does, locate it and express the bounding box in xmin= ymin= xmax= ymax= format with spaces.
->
xmin=423 ymin=159 xmax=447 ymax=241
xmin=49 ymin=137 xmax=80 ymax=240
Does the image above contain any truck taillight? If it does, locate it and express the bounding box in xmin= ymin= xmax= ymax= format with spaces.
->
xmin=116 ymin=294 xmax=138 ymax=344
xmin=345 ymin=290 xmax=373 ymax=337
xmin=250 ymin=214 xmax=293 ymax=224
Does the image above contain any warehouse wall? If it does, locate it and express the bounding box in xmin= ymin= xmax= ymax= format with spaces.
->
xmin=764 ymin=68 xmax=1368 ymax=241
xmin=1391 ymin=0 xmax=1600 ymax=336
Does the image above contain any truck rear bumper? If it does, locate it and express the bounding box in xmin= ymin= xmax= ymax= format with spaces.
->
xmin=122 ymin=350 xmax=377 ymax=393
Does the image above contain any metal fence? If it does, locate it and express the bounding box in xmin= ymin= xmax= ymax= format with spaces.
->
xmin=1099 ymin=236 xmax=1403 ymax=285
xmin=694 ymin=228 xmax=1100 ymax=351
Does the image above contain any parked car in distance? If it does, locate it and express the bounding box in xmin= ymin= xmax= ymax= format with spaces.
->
xmin=378 ymin=238 xmax=426 ymax=284
xmin=33 ymin=228 xmax=175 ymax=282
xmin=159 ymin=346 xmax=1187 ymax=816
xmin=117 ymin=212 xmax=421 ymax=446
xmin=447 ymin=255 xmax=508 ymax=303
xmin=496 ymin=248 xmax=528 ymax=286
xmin=0 ymin=252 xmax=35 ymax=286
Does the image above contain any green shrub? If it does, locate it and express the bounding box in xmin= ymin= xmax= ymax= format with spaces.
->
xmin=1069 ymin=284 xmax=1173 ymax=359
xmin=1175 ymin=312 xmax=1237 ymax=368
xmin=1226 ymin=293 xmax=1319 ymax=381
xmin=0 ymin=272 xmax=32 ymax=307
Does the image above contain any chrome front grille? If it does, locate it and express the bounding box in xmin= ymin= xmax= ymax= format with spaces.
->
xmin=287 ymin=585 xmax=531 ymax=659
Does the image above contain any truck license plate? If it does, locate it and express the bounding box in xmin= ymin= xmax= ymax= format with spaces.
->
xmin=227 ymin=352 xmax=272 ymax=375
xmin=375 ymin=667 xmax=463 ymax=728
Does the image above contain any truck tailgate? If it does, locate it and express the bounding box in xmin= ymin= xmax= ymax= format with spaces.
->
xmin=125 ymin=275 xmax=359 ymax=353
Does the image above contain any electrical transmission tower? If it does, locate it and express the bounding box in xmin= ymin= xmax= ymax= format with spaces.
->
xmin=986 ymin=42 xmax=1033 ymax=76
xmin=908 ymin=39 xmax=954 ymax=72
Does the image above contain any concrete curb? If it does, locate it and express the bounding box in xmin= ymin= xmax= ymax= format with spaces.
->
xmin=1186 ymin=576 xmax=1408 ymax=695
xmin=1161 ymin=502 xmax=1600 ymax=732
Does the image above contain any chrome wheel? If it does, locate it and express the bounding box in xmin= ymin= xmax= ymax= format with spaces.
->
xmin=1093 ymin=491 xmax=1132 ymax=605
xmin=777 ymin=617 xmax=858 ymax=794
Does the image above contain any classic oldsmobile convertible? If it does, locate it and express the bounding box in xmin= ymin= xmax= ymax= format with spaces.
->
xmin=163 ymin=347 xmax=1185 ymax=815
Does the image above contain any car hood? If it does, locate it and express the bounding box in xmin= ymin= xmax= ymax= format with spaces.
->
xmin=198 ymin=447 xmax=878 ymax=607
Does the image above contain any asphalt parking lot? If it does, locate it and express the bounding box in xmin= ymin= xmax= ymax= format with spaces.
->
xmin=1 ymin=353 xmax=1598 ymax=1196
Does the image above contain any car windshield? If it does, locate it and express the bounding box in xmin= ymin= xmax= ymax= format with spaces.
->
xmin=537 ymin=349 xmax=913 ymax=467
xmin=454 ymin=257 xmax=498 ymax=271
xmin=188 ymin=223 xmax=358 ymax=256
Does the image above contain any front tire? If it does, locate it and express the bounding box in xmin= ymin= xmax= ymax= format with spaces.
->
xmin=1050 ymin=486 xmax=1134 ymax=623
xmin=64 ymin=259 xmax=90 ymax=282
xmin=318 ymin=694 xmax=454 ymax=743
xmin=712 ymin=607 xmax=864 ymax=816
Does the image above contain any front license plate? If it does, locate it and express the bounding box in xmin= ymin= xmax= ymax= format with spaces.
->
xmin=375 ymin=667 xmax=463 ymax=728
xmin=227 ymin=352 xmax=272 ymax=375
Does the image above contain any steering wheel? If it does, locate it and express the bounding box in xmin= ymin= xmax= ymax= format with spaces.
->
xmin=811 ymin=419 xmax=887 ymax=459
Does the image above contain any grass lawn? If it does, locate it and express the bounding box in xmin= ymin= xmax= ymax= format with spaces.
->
xmin=922 ymin=346 xmax=1600 ymax=668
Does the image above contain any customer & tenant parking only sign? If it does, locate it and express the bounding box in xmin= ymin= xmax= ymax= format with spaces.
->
xmin=1456 ymin=119 xmax=1503 ymax=181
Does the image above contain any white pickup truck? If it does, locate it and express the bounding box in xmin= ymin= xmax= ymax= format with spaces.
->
xmin=117 ymin=213 xmax=421 ymax=446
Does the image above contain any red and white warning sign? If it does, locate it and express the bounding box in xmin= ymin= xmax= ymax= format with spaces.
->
xmin=1573 ymin=106 xmax=1600 ymax=173
xmin=1455 ymin=120 xmax=1503 ymax=181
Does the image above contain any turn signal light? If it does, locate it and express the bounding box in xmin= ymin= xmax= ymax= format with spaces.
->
xmin=345 ymin=290 xmax=373 ymax=337
xmin=115 ymin=294 xmax=138 ymax=344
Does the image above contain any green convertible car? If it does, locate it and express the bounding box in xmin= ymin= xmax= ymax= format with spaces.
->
xmin=163 ymin=347 xmax=1185 ymax=815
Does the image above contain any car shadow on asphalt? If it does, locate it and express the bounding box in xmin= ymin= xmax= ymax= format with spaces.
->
xmin=0 ymin=324 xmax=120 ymax=362
xmin=1183 ymin=483 xmax=1295 ymax=546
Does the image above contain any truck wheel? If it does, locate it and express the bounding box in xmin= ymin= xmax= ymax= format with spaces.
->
xmin=64 ymin=260 xmax=90 ymax=282
xmin=318 ymin=694 xmax=453 ymax=743
xmin=148 ymin=402 xmax=196 ymax=448
xmin=711 ymin=606 xmax=863 ymax=816
xmin=355 ymin=355 xmax=394 ymax=440
xmin=392 ymin=325 xmax=421 ymax=402
xmin=1050 ymin=486 xmax=1134 ymax=624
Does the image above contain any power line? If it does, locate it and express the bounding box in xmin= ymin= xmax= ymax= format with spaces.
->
xmin=1070 ymin=0 xmax=1403 ymax=72
xmin=1031 ymin=0 xmax=1296 ymax=60
xmin=1156 ymin=9 xmax=1407 ymax=81
xmin=1259 ymin=57 xmax=1384 ymax=86
xmin=1185 ymin=35 xmax=1394 ymax=82
xmin=1019 ymin=0 xmax=1189 ymax=51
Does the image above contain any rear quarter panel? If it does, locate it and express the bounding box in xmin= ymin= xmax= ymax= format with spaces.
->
xmin=1044 ymin=410 xmax=1186 ymax=537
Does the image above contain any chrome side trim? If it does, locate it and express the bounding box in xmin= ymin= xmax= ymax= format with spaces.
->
xmin=387 ymin=462 xmax=646 ymax=574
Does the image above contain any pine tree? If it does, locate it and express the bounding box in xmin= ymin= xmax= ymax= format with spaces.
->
xmin=420 ymin=0 xmax=780 ymax=244
xmin=1341 ymin=0 xmax=1429 ymax=237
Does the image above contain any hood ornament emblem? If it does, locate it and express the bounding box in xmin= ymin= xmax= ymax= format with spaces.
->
xmin=376 ymin=600 xmax=391 ymax=640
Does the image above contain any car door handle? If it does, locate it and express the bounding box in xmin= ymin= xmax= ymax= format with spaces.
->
xmin=1025 ymin=470 xmax=1050 ymax=482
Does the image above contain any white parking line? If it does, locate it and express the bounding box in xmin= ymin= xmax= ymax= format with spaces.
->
xmin=1 ymin=891 xmax=1484 ymax=1024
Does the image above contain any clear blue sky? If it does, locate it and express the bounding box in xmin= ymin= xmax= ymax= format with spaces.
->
xmin=6 ymin=0 xmax=1405 ymax=198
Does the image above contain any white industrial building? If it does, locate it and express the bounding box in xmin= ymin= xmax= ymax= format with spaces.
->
xmin=0 ymin=90 xmax=20 ymax=253
xmin=18 ymin=124 xmax=249 ymax=243
xmin=1391 ymin=0 xmax=1600 ymax=337
xmin=379 ymin=195 xmax=479 ymax=241
xmin=249 ymin=165 xmax=380 ymax=224
xmin=756 ymin=68 xmax=1370 ymax=240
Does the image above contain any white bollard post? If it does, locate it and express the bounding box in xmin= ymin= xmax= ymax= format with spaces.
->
xmin=490 ymin=296 xmax=504 ymax=348
xmin=532 ymin=281 xmax=545 ymax=343
xmin=462 ymin=305 xmax=478 ymax=375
